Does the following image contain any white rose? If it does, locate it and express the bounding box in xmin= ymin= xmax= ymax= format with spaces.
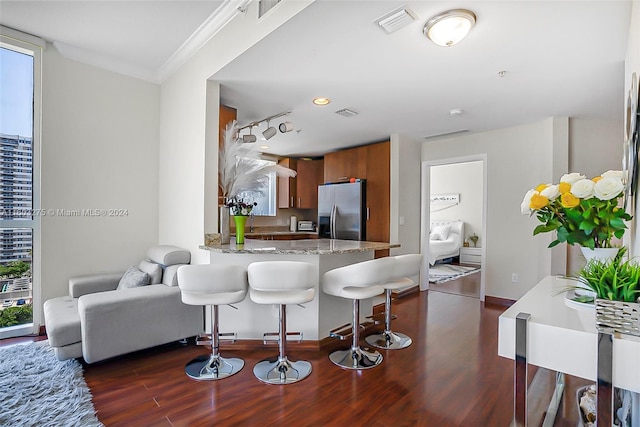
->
xmin=601 ymin=170 xmax=623 ymax=180
xmin=560 ymin=172 xmax=586 ymax=184
xmin=521 ymin=189 xmax=537 ymax=215
xmin=570 ymin=179 xmax=595 ymax=199
xmin=540 ymin=184 xmax=560 ymax=200
xmin=594 ymin=177 xmax=624 ymax=200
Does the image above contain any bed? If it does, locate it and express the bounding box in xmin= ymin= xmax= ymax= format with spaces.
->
xmin=428 ymin=220 xmax=464 ymax=265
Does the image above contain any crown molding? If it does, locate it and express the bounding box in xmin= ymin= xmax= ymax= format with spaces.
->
xmin=156 ymin=0 xmax=252 ymax=83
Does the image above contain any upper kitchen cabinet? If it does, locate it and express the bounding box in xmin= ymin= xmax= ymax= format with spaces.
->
xmin=278 ymin=158 xmax=324 ymax=209
xmin=323 ymin=145 xmax=367 ymax=183
xmin=296 ymin=158 xmax=324 ymax=209
xmin=278 ymin=158 xmax=297 ymax=208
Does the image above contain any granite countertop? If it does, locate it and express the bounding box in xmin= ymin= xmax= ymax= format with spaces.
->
xmin=201 ymin=239 xmax=399 ymax=254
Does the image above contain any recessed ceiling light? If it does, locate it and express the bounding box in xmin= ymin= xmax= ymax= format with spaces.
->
xmin=449 ymin=108 xmax=463 ymax=116
xmin=259 ymin=145 xmax=270 ymax=149
xmin=313 ymin=97 xmax=331 ymax=106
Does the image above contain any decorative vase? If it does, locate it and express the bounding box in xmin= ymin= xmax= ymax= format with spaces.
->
xmin=219 ymin=206 xmax=230 ymax=244
xmin=580 ymin=247 xmax=620 ymax=263
xmin=234 ymin=215 xmax=248 ymax=244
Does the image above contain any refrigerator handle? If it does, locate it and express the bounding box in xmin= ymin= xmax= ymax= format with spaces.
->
xmin=330 ymin=205 xmax=337 ymax=239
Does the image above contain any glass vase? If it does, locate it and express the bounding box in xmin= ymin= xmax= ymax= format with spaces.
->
xmin=234 ymin=215 xmax=248 ymax=244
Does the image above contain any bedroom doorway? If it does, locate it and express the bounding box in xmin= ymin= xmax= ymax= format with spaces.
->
xmin=421 ymin=156 xmax=486 ymax=301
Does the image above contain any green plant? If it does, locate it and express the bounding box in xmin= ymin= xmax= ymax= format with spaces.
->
xmin=468 ymin=233 xmax=479 ymax=247
xmin=521 ymin=171 xmax=632 ymax=249
xmin=0 ymin=304 xmax=33 ymax=327
xmin=572 ymin=247 xmax=640 ymax=302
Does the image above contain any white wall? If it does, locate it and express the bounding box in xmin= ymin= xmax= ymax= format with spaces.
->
xmin=430 ymin=161 xmax=483 ymax=245
xmin=390 ymin=134 xmax=422 ymax=255
xmin=566 ymin=117 xmax=624 ymax=275
xmin=158 ymin=1 xmax=313 ymax=265
xmin=627 ymin=1 xmax=640 ymax=257
xmin=41 ymin=43 xmax=160 ymax=307
xmin=423 ymin=119 xmax=559 ymax=300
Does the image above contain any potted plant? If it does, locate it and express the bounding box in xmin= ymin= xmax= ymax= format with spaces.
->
xmin=571 ymin=246 xmax=640 ymax=336
xmin=521 ymin=170 xmax=632 ymax=261
xmin=468 ymin=233 xmax=479 ymax=247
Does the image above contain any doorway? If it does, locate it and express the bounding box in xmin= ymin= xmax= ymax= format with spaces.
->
xmin=420 ymin=156 xmax=487 ymax=301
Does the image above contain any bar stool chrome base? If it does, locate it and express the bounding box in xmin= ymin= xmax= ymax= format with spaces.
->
xmin=365 ymin=330 xmax=412 ymax=350
xmin=253 ymin=356 xmax=312 ymax=384
xmin=185 ymin=354 xmax=244 ymax=381
xmin=329 ymin=346 xmax=383 ymax=370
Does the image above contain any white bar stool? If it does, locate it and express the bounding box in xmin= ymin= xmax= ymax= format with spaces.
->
xmin=365 ymin=254 xmax=423 ymax=350
xmin=248 ymin=261 xmax=316 ymax=384
xmin=322 ymin=257 xmax=392 ymax=369
xmin=177 ymin=264 xmax=247 ymax=380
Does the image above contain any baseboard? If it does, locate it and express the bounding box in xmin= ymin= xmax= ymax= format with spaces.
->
xmin=484 ymin=295 xmax=515 ymax=307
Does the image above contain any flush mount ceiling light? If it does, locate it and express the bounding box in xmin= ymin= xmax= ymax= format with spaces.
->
xmin=424 ymin=9 xmax=476 ymax=47
xmin=313 ymin=97 xmax=331 ymax=106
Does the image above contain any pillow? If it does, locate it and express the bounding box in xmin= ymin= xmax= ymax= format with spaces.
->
xmin=138 ymin=260 xmax=162 ymax=284
xmin=117 ymin=266 xmax=150 ymax=290
xmin=430 ymin=224 xmax=451 ymax=241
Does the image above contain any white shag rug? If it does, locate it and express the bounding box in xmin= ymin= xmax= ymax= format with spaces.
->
xmin=0 ymin=341 xmax=102 ymax=427
xmin=428 ymin=264 xmax=480 ymax=284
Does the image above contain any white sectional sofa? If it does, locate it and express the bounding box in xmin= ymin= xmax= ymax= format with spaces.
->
xmin=43 ymin=245 xmax=203 ymax=363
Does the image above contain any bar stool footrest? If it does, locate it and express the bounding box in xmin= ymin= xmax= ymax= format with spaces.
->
xmin=196 ymin=332 xmax=238 ymax=346
xmin=263 ymin=331 xmax=303 ymax=345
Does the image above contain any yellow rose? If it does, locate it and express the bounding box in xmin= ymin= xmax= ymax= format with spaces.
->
xmin=530 ymin=194 xmax=549 ymax=209
xmin=558 ymin=182 xmax=571 ymax=194
xmin=561 ymin=193 xmax=580 ymax=208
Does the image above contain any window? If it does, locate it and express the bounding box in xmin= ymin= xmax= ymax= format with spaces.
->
xmin=0 ymin=28 xmax=43 ymax=338
xmin=236 ymin=159 xmax=277 ymax=216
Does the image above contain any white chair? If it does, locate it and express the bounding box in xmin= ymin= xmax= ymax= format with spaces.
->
xmin=365 ymin=254 xmax=423 ymax=350
xmin=248 ymin=261 xmax=316 ymax=384
xmin=177 ymin=264 xmax=248 ymax=380
xmin=322 ymin=257 xmax=392 ymax=369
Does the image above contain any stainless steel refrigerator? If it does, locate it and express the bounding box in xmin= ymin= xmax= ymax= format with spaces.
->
xmin=317 ymin=181 xmax=366 ymax=240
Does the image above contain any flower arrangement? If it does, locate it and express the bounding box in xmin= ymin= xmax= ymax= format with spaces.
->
xmin=226 ymin=198 xmax=257 ymax=216
xmin=521 ymin=170 xmax=632 ymax=249
xmin=468 ymin=233 xmax=479 ymax=247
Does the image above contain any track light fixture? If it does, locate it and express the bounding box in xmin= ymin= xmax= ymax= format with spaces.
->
xmin=279 ymin=122 xmax=294 ymax=133
xmin=263 ymin=121 xmax=277 ymax=140
xmin=238 ymin=110 xmax=293 ymax=142
xmin=242 ymin=126 xmax=256 ymax=143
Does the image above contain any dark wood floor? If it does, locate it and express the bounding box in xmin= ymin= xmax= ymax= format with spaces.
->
xmin=2 ymin=286 xmax=591 ymax=426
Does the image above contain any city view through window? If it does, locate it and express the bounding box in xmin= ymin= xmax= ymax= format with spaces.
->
xmin=0 ymin=44 xmax=35 ymax=331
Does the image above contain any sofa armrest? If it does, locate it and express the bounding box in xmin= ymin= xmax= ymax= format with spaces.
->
xmin=77 ymin=285 xmax=202 ymax=363
xmin=69 ymin=273 xmax=122 ymax=298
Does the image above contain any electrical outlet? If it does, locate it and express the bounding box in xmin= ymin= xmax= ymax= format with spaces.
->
xmin=512 ymin=273 xmax=518 ymax=283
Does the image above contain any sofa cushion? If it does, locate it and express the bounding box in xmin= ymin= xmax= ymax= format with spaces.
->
xmin=43 ymin=296 xmax=81 ymax=348
xmin=147 ymin=245 xmax=190 ymax=266
xmin=138 ymin=260 xmax=162 ymax=284
xmin=162 ymin=264 xmax=184 ymax=287
xmin=117 ymin=266 xmax=150 ymax=289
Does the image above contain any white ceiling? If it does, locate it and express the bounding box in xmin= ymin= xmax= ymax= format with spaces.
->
xmin=0 ymin=1 xmax=633 ymax=157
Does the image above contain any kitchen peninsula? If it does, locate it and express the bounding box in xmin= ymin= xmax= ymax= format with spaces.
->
xmin=201 ymin=238 xmax=400 ymax=342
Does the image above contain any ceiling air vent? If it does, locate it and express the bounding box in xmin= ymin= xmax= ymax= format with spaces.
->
xmin=335 ymin=108 xmax=358 ymax=118
xmin=374 ymin=6 xmax=418 ymax=34
xmin=258 ymin=0 xmax=281 ymax=18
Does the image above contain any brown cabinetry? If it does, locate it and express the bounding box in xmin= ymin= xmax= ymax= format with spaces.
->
xmin=323 ymin=145 xmax=367 ymax=183
xmin=278 ymin=158 xmax=324 ymax=209
xmin=296 ymin=159 xmax=324 ymax=209
xmin=278 ymin=158 xmax=297 ymax=208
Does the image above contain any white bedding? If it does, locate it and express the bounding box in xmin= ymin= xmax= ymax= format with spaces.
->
xmin=428 ymin=233 xmax=461 ymax=265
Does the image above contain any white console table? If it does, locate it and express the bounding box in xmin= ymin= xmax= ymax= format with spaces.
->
xmin=498 ymin=275 xmax=640 ymax=426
